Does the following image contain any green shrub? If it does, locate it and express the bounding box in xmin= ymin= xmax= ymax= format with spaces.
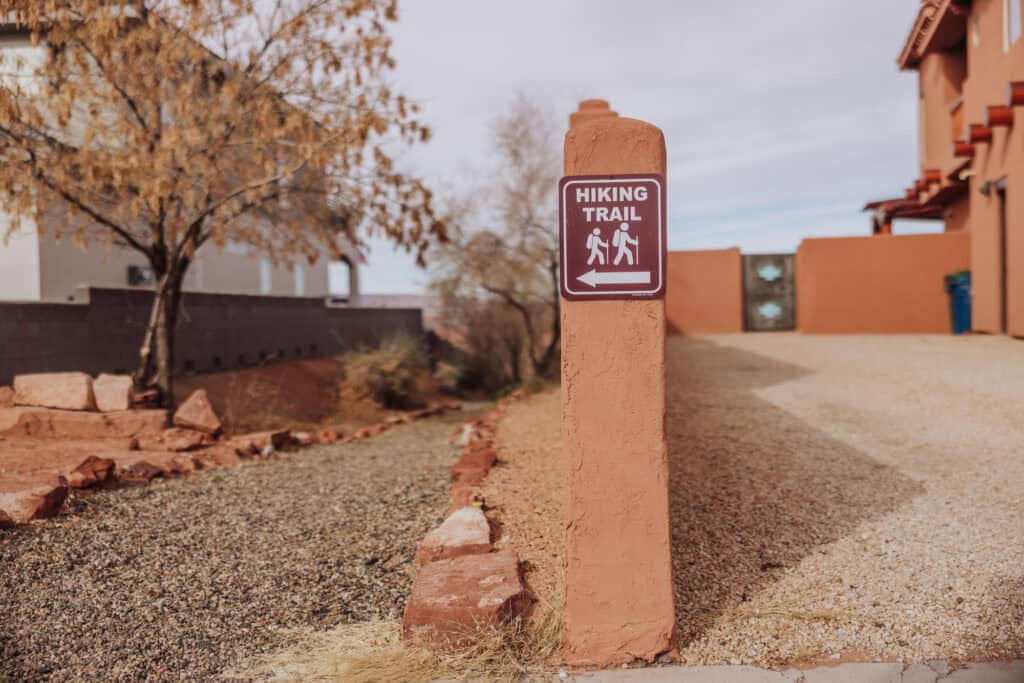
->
xmin=346 ymin=334 xmax=430 ymax=410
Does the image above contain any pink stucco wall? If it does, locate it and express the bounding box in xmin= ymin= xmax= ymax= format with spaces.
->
xmin=665 ymin=248 xmax=744 ymax=334
xmin=796 ymin=231 xmax=970 ymax=334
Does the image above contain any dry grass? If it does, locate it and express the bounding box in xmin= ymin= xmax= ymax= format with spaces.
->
xmin=227 ymin=606 xmax=562 ymax=683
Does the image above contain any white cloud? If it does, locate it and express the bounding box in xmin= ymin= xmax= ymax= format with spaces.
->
xmin=359 ymin=0 xmax=928 ymax=293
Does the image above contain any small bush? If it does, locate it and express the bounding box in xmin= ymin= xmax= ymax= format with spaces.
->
xmin=345 ymin=334 xmax=430 ymax=410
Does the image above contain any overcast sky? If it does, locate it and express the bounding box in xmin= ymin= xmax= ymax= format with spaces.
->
xmin=343 ymin=0 xmax=930 ymax=295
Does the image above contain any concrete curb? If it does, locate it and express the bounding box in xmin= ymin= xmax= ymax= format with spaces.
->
xmin=564 ymin=660 xmax=1024 ymax=682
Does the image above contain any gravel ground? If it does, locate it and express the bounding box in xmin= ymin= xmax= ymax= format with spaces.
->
xmin=0 ymin=406 xmax=477 ymax=682
xmin=481 ymin=390 xmax=564 ymax=618
xmin=669 ymin=334 xmax=1024 ymax=667
xmin=477 ymin=336 xmax=1024 ymax=668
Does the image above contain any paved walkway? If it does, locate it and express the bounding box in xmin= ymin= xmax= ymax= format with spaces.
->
xmin=572 ymin=661 xmax=1024 ymax=682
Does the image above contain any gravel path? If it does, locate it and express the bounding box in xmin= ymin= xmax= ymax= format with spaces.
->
xmin=0 ymin=407 xmax=477 ymax=682
xmin=476 ymin=335 xmax=1024 ymax=668
xmin=669 ymin=335 xmax=1024 ymax=666
xmin=482 ymin=390 xmax=564 ymax=617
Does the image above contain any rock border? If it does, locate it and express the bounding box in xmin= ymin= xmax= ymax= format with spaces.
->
xmin=402 ymin=390 xmax=533 ymax=650
xmin=0 ymin=377 xmax=461 ymax=527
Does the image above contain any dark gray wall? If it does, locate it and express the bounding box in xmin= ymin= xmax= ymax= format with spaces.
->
xmin=0 ymin=288 xmax=422 ymax=385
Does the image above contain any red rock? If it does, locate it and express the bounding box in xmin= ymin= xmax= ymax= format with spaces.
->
xmin=13 ymin=372 xmax=96 ymax=411
xmin=137 ymin=428 xmax=215 ymax=452
xmin=483 ymin=408 xmax=505 ymax=424
xmin=316 ymin=428 xmax=341 ymax=444
xmin=416 ymin=507 xmax=492 ymax=566
xmin=0 ymin=386 xmax=13 ymax=408
xmin=353 ymin=423 xmax=390 ymax=440
xmin=93 ymin=374 xmax=133 ymax=412
xmin=451 ymin=445 xmax=497 ymax=483
xmin=121 ymin=452 xmax=195 ymax=476
xmin=449 ymin=481 xmax=478 ymax=512
xmin=403 ymin=551 xmax=530 ymax=649
xmin=0 ymin=475 xmax=69 ymax=524
xmin=227 ymin=429 xmax=291 ymax=456
xmin=119 ymin=460 xmax=165 ymax=483
xmin=169 ymin=454 xmax=197 ymax=474
xmin=173 ymin=389 xmax=222 ymax=435
xmin=193 ymin=446 xmax=241 ymax=469
xmin=0 ymin=407 xmax=167 ymax=439
xmin=464 ymin=442 xmax=498 ymax=464
xmin=66 ymin=455 xmax=116 ymax=489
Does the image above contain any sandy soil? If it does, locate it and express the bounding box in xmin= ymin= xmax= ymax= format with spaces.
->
xmin=175 ymin=355 xmax=388 ymax=435
xmin=487 ymin=334 xmax=1023 ymax=667
xmin=668 ymin=334 xmax=1024 ymax=667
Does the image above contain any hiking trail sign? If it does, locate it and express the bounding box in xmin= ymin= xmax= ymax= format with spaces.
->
xmin=558 ymin=173 xmax=666 ymax=301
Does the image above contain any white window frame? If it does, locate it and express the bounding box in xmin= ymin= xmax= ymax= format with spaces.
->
xmin=1006 ymin=0 xmax=1022 ymax=51
xmin=259 ymin=257 xmax=271 ymax=294
xmin=294 ymin=263 xmax=305 ymax=296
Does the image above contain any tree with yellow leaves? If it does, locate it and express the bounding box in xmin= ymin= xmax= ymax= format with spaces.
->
xmin=0 ymin=0 xmax=445 ymax=407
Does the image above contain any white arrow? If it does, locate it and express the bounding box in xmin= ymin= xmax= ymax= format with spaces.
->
xmin=577 ymin=269 xmax=652 ymax=287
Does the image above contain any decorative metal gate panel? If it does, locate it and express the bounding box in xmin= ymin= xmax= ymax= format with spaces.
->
xmin=743 ymin=254 xmax=795 ymax=331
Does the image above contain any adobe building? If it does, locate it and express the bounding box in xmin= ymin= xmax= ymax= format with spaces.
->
xmin=866 ymin=0 xmax=1024 ymax=336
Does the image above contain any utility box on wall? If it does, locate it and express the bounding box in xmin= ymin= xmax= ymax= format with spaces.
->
xmin=743 ymin=254 xmax=795 ymax=331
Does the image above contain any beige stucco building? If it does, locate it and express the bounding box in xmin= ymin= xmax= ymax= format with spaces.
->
xmin=0 ymin=23 xmax=361 ymax=304
xmin=0 ymin=218 xmax=362 ymax=303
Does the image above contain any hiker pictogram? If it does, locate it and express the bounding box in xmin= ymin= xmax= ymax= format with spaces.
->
xmin=586 ymin=228 xmax=609 ymax=265
xmin=612 ymin=222 xmax=639 ymax=266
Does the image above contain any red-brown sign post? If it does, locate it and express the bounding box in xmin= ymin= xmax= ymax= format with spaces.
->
xmin=560 ymin=100 xmax=676 ymax=665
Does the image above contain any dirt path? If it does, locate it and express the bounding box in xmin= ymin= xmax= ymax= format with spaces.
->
xmin=483 ymin=390 xmax=564 ymax=619
xmin=669 ymin=334 xmax=1024 ymax=666
xmin=0 ymin=407 xmax=477 ymax=682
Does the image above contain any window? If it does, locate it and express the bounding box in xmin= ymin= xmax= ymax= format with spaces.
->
xmin=294 ymin=263 xmax=305 ymax=296
xmin=127 ymin=264 xmax=154 ymax=287
xmin=259 ymin=257 xmax=271 ymax=294
xmin=1007 ymin=0 xmax=1022 ymax=50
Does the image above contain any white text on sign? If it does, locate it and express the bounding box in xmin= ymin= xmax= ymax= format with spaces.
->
xmin=575 ymin=186 xmax=648 ymax=223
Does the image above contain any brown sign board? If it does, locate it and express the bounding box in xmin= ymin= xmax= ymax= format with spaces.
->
xmin=558 ymin=174 xmax=666 ymax=301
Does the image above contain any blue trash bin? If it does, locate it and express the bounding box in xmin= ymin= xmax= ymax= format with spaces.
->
xmin=944 ymin=271 xmax=971 ymax=335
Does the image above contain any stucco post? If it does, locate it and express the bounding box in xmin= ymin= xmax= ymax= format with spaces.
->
xmin=560 ymin=100 xmax=676 ymax=665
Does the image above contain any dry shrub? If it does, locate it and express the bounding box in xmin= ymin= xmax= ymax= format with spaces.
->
xmin=226 ymin=608 xmax=562 ymax=683
xmin=442 ymin=297 xmax=533 ymax=396
xmin=345 ymin=334 xmax=431 ymax=410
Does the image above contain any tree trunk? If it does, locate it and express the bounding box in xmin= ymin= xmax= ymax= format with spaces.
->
xmin=133 ymin=258 xmax=188 ymax=411
xmin=533 ymin=257 xmax=562 ymax=378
